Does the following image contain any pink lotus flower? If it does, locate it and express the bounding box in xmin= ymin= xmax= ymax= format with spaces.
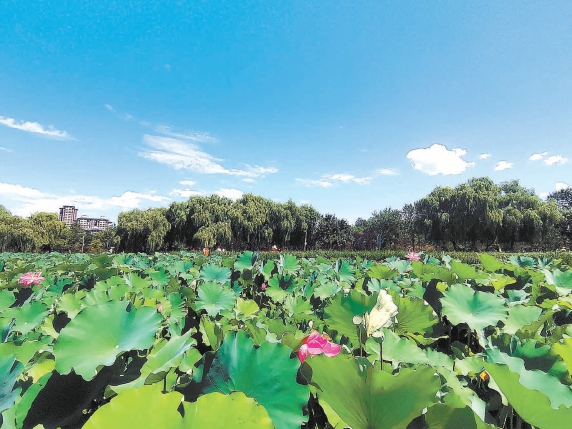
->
xmin=404 ymin=251 xmax=421 ymax=262
xmin=18 ymin=272 xmax=45 ymax=287
xmin=298 ymin=331 xmax=341 ymax=363
xmin=261 ymin=283 xmax=266 ymax=291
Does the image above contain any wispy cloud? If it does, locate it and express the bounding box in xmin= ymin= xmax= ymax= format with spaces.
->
xmin=140 ymin=135 xmax=277 ymax=178
xmin=376 ymin=168 xmax=398 ymax=176
xmin=296 ymin=178 xmax=334 ymax=188
xmin=544 ymin=155 xmax=568 ymax=166
xmin=0 ymin=146 xmax=13 ymax=152
xmin=155 ymin=125 xmax=217 ymax=143
xmin=0 ymin=181 xmax=169 ymax=218
xmin=0 ymin=116 xmax=72 ymax=140
xmin=169 ymin=188 xmax=203 ymax=198
xmin=104 ymin=104 xmax=116 ymax=112
xmin=494 ymin=161 xmax=514 ymax=171
xmin=479 ymin=153 xmax=491 ymax=159
xmin=296 ymin=172 xmax=372 ymax=188
xmin=406 ymin=144 xmax=475 ymax=175
xmin=529 ymin=152 xmax=548 ymax=161
xmin=556 ymin=182 xmax=570 ymax=191
xmin=215 ymin=188 xmax=243 ymax=200
xmin=179 ymin=180 xmax=196 ymax=187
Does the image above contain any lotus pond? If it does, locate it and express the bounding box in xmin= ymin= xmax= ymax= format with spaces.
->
xmin=1 ymin=251 xmax=572 ymax=429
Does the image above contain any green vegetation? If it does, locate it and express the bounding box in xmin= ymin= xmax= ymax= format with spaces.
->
xmin=1 ymin=250 xmax=572 ymax=428
xmin=1 ymin=177 xmax=571 ymax=254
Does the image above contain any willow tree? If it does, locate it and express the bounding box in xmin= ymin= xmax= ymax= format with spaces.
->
xmin=0 ymin=208 xmax=38 ymax=252
xmin=117 ymin=208 xmax=171 ymax=253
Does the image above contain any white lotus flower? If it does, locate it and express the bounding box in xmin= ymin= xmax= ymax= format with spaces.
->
xmin=353 ymin=290 xmax=398 ymax=338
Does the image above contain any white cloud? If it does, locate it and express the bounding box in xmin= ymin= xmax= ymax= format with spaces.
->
xmin=0 ymin=116 xmax=72 ymax=140
xmin=494 ymin=161 xmax=514 ymax=171
xmin=0 ymin=181 xmax=170 ymax=218
xmin=169 ymin=188 xmax=203 ymax=198
xmin=539 ymin=192 xmax=549 ymax=199
xmin=479 ymin=153 xmax=491 ymax=159
xmin=0 ymin=146 xmax=12 ymax=152
xmin=155 ymin=125 xmax=217 ymax=143
xmin=529 ymin=152 xmax=547 ymax=161
xmin=556 ymin=182 xmax=570 ymax=191
xmin=242 ymin=178 xmax=255 ymax=183
xmin=406 ymin=144 xmax=475 ymax=175
xmin=215 ymin=188 xmax=243 ymax=200
xmin=376 ymin=168 xmax=398 ymax=176
xmin=544 ymin=155 xmax=568 ymax=166
xmin=296 ymin=178 xmax=333 ymax=188
xmin=104 ymin=104 xmax=116 ymax=112
xmin=106 ymin=191 xmax=169 ymax=209
xmin=179 ymin=180 xmax=196 ymax=186
xmin=140 ymin=135 xmax=276 ymax=178
xmin=328 ymin=173 xmax=371 ymax=185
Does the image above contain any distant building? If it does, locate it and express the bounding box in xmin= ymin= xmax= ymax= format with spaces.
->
xmin=58 ymin=205 xmax=114 ymax=232
xmin=58 ymin=205 xmax=78 ymax=226
xmin=76 ymin=215 xmax=115 ymax=232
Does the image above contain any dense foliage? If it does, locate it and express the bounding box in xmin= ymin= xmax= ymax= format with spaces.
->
xmin=1 ymin=250 xmax=572 ymax=428
xmin=2 ymin=177 xmax=571 ymax=253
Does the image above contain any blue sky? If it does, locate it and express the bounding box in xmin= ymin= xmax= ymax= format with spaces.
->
xmin=1 ymin=1 xmax=571 ymax=223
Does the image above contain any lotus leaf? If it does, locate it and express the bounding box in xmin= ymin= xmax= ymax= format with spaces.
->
xmin=54 ymin=301 xmax=162 ymax=380
xmin=195 ymin=281 xmax=236 ymax=316
xmin=308 ymin=354 xmax=440 ymax=429
xmin=182 ymin=391 xmax=274 ymax=428
xmin=440 ymin=284 xmax=507 ymax=332
xmin=83 ymin=384 xmax=185 ymax=429
xmin=198 ymin=330 xmax=309 ymax=429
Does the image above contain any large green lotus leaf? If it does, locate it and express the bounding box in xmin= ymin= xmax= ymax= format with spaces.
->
xmin=200 ymin=331 xmax=309 ymax=429
xmin=323 ymin=290 xmax=377 ymax=347
xmin=388 ymin=291 xmax=438 ymax=336
xmin=0 ymin=290 xmax=15 ymax=310
xmin=365 ymin=331 xmax=427 ymax=368
xmin=147 ymin=269 xmax=171 ymax=288
xmin=313 ymin=281 xmax=342 ymax=299
xmin=195 ymin=282 xmax=236 ymax=316
xmin=425 ymin=404 xmax=493 ymax=429
xmin=411 ymin=262 xmax=456 ymax=284
xmin=0 ymin=301 xmax=49 ymax=335
xmin=234 ymin=298 xmax=260 ymax=320
xmin=480 ymin=253 xmax=511 ymax=273
xmin=0 ymin=341 xmax=47 ymax=367
xmin=544 ymin=268 xmax=572 ymax=291
xmin=234 ymin=251 xmax=255 ymax=271
xmin=503 ymin=305 xmax=542 ymax=335
xmin=182 ymin=391 xmax=274 ymax=429
xmin=110 ymin=330 xmax=197 ymax=394
xmin=200 ymin=264 xmax=231 ymax=285
xmin=308 ymin=355 xmax=439 ymax=429
xmin=124 ymin=272 xmax=152 ymax=291
xmin=336 ymin=260 xmax=355 ymax=284
xmin=54 ymin=301 xmax=162 ymax=380
xmin=440 ymin=284 xmax=507 ymax=331
xmin=280 ymin=254 xmax=299 ymax=274
xmin=553 ymin=338 xmax=572 ymax=377
xmin=450 ymin=261 xmax=486 ymax=282
xmin=83 ymin=384 xmax=185 ymax=429
xmin=483 ymin=362 xmax=572 ymax=429
xmin=508 ymin=255 xmax=536 ymax=268
xmin=0 ymin=355 xmax=22 ymax=414
xmin=367 ymin=264 xmax=398 ymax=280
xmin=486 ymin=348 xmax=572 ymax=408
xmin=57 ymin=291 xmax=87 ymax=318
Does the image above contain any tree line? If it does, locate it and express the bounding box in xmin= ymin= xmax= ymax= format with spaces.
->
xmin=1 ymin=177 xmax=571 ymax=253
xmin=0 ymin=207 xmax=118 ymax=253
